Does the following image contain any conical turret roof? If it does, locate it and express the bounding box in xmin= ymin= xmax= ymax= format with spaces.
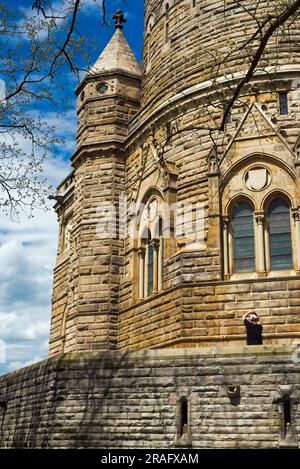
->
xmin=90 ymin=28 xmax=142 ymax=77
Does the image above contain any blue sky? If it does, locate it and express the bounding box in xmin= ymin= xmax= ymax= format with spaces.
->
xmin=0 ymin=1 xmax=144 ymax=375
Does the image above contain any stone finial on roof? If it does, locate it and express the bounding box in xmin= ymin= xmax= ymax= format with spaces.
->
xmin=113 ymin=9 xmax=127 ymax=30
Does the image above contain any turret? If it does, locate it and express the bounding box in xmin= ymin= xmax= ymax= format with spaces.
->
xmin=76 ymin=9 xmax=141 ymax=148
xmin=49 ymin=11 xmax=142 ymax=355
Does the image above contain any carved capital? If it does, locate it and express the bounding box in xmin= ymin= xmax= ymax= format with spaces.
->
xmin=254 ymin=211 xmax=265 ymax=225
xmin=151 ymin=238 xmax=160 ymax=251
xmin=291 ymin=208 xmax=300 ymax=223
xmin=137 ymin=247 xmax=146 ymax=258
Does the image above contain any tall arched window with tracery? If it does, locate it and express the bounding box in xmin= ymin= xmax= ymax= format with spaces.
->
xmin=223 ymin=194 xmax=298 ymax=277
xmin=221 ymin=158 xmax=300 ymax=278
xmin=267 ymin=198 xmax=293 ymax=271
xmin=147 ymin=236 xmax=154 ymax=296
xmin=138 ymin=196 xmax=165 ymax=299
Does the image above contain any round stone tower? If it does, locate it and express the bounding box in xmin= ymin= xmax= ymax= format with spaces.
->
xmin=119 ymin=1 xmax=300 ymax=350
xmin=142 ymin=0 xmax=300 ymax=114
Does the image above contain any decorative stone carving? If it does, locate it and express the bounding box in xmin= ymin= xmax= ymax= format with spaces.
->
xmin=294 ymin=137 xmax=300 ymax=161
xmin=244 ymin=167 xmax=271 ymax=191
xmin=64 ymin=220 xmax=73 ymax=251
xmin=113 ymin=9 xmax=127 ymax=30
xmin=137 ymin=247 xmax=146 ymax=259
xmin=151 ymin=238 xmax=160 ymax=252
xmin=254 ymin=212 xmax=265 ymax=226
xmin=292 ymin=208 xmax=300 ymax=223
xmin=207 ymin=146 xmax=219 ymax=176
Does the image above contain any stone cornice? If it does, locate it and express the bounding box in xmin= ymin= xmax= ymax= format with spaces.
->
xmin=71 ymin=140 xmax=127 ymax=168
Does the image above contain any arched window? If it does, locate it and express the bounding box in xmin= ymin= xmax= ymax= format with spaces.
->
xmin=231 ymin=201 xmax=255 ymax=273
xmin=139 ymin=228 xmax=150 ymax=299
xmin=158 ymin=217 xmax=164 ymax=291
xmin=145 ymin=15 xmax=155 ymax=70
xmin=268 ymin=198 xmax=293 ymax=270
xmin=138 ymin=197 xmax=165 ymax=298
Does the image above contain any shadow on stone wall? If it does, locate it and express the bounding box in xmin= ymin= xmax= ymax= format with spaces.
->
xmin=0 ymin=346 xmax=299 ymax=449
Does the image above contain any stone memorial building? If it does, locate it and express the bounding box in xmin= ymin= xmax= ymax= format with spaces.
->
xmin=1 ymin=0 xmax=300 ymax=449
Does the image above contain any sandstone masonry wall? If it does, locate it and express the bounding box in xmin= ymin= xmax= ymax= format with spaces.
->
xmin=142 ymin=0 xmax=300 ymax=115
xmin=119 ymin=277 xmax=300 ymax=350
xmin=0 ymin=346 xmax=299 ymax=449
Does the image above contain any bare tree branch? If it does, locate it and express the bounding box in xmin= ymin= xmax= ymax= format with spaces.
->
xmin=221 ymin=0 xmax=300 ymax=130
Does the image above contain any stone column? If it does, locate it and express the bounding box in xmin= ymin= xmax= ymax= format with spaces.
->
xmin=144 ymin=242 xmax=149 ymax=297
xmin=207 ymin=149 xmax=221 ymax=280
xmin=222 ymin=216 xmax=230 ymax=279
xmin=152 ymin=239 xmax=160 ymax=293
xmin=292 ymin=208 xmax=300 ymax=272
xmin=138 ymin=247 xmax=146 ymax=298
xmin=255 ymin=212 xmax=266 ymax=277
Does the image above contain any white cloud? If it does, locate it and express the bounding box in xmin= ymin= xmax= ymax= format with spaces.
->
xmin=7 ymin=356 xmax=45 ymax=373
xmin=0 ymin=231 xmax=54 ymax=374
xmin=29 ymin=109 xmax=77 ymax=136
xmin=0 ymin=111 xmax=72 ymax=375
xmin=0 ymin=108 xmax=75 ymax=192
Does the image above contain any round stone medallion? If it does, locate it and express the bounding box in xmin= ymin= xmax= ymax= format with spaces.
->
xmin=244 ymin=167 xmax=271 ymax=191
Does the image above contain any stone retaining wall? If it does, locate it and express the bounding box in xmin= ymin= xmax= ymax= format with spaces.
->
xmin=0 ymin=346 xmax=299 ymax=449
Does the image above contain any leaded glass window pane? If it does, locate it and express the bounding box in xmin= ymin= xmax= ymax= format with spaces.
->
xmin=268 ymin=198 xmax=293 ymax=270
xmin=148 ymin=242 xmax=154 ymax=295
xmin=232 ymin=202 xmax=255 ymax=273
